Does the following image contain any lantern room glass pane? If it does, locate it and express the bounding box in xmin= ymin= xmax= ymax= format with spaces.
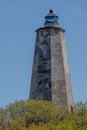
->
xmin=45 ymin=16 xmax=58 ymax=23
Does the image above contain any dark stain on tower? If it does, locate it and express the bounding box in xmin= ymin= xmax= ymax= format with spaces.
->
xmin=29 ymin=10 xmax=74 ymax=112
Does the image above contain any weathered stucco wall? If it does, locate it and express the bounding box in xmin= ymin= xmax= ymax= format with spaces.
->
xmin=29 ymin=27 xmax=73 ymax=111
xmin=51 ymin=29 xmax=67 ymax=106
xmin=30 ymin=29 xmax=51 ymax=100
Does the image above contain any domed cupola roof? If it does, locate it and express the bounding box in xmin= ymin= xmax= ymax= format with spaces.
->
xmin=44 ymin=9 xmax=59 ymax=27
xmin=45 ymin=9 xmax=58 ymax=23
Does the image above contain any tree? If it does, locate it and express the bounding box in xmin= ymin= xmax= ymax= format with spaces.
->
xmin=0 ymin=100 xmax=87 ymax=130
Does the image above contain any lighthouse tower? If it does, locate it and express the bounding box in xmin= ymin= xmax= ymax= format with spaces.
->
xmin=29 ymin=10 xmax=74 ymax=111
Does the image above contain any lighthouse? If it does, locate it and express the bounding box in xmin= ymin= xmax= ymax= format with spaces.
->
xmin=29 ymin=10 xmax=74 ymax=112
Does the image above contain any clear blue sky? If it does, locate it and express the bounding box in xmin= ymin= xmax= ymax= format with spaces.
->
xmin=0 ymin=0 xmax=87 ymax=107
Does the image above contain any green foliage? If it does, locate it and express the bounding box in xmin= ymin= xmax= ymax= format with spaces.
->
xmin=0 ymin=100 xmax=87 ymax=130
